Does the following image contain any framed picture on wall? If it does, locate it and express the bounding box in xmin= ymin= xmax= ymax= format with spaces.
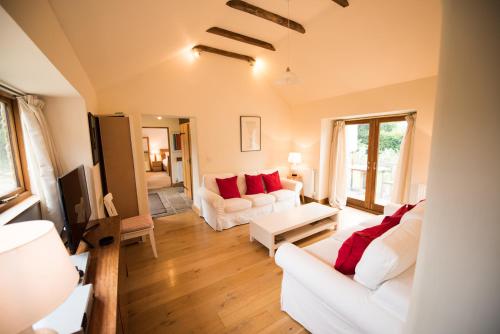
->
xmin=240 ymin=116 xmax=261 ymax=152
xmin=87 ymin=112 xmax=100 ymax=165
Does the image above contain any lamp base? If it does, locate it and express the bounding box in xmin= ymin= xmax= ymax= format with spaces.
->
xmin=291 ymin=173 xmax=298 ymax=177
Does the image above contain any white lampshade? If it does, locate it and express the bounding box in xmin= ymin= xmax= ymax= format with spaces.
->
xmin=288 ymin=152 xmax=302 ymax=164
xmin=0 ymin=221 xmax=79 ymax=333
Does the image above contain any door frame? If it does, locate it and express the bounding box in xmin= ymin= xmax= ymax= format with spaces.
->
xmin=345 ymin=115 xmax=407 ymax=213
xmin=179 ymin=122 xmax=193 ymax=200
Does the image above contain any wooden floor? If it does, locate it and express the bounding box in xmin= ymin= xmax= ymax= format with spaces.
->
xmin=122 ymin=208 xmax=374 ymax=333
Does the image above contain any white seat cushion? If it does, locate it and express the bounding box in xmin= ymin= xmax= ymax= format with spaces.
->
xmin=304 ymin=236 xmax=343 ymax=265
xmin=269 ymin=189 xmax=295 ymax=202
xmin=242 ymin=194 xmax=275 ymax=207
xmin=223 ymin=198 xmax=252 ymax=213
xmin=354 ymin=210 xmax=423 ymax=290
xmin=121 ymin=214 xmax=154 ymax=233
xmin=371 ymin=265 xmax=415 ymax=322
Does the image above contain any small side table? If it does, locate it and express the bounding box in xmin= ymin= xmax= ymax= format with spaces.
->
xmin=288 ymin=174 xmax=305 ymax=203
xmin=151 ymin=161 xmax=163 ymax=172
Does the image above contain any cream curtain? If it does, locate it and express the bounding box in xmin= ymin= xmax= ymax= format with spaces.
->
xmin=17 ymin=95 xmax=64 ymax=231
xmin=391 ymin=114 xmax=416 ymax=203
xmin=329 ymin=120 xmax=347 ymax=208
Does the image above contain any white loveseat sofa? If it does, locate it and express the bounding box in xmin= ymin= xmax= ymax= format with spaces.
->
xmin=200 ymin=169 xmax=303 ymax=231
xmin=275 ymin=202 xmax=425 ymax=334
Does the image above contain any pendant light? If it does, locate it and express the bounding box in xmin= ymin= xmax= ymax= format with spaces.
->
xmin=275 ymin=0 xmax=300 ymax=85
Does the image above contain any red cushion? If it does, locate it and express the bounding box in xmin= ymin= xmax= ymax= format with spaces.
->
xmin=245 ymin=174 xmax=265 ymax=195
xmin=334 ymin=204 xmax=416 ymax=275
xmin=262 ymin=171 xmax=282 ymax=193
xmin=215 ymin=176 xmax=241 ymax=199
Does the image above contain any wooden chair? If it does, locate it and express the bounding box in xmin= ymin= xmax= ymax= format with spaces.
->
xmin=103 ymin=193 xmax=158 ymax=258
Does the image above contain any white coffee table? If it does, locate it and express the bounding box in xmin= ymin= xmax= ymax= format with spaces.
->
xmin=249 ymin=202 xmax=339 ymax=257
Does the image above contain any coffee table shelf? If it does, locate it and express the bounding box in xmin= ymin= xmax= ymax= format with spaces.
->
xmin=250 ymin=203 xmax=339 ymax=257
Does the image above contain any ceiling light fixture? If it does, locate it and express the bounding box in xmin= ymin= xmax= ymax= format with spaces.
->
xmin=157 ymin=116 xmax=162 ymax=120
xmin=276 ymin=0 xmax=300 ymax=85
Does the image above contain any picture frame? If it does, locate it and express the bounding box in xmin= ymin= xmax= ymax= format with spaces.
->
xmin=87 ymin=112 xmax=100 ymax=165
xmin=240 ymin=116 xmax=261 ymax=152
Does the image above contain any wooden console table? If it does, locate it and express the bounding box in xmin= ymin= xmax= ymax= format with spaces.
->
xmin=78 ymin=216 xmax=126 ymax=334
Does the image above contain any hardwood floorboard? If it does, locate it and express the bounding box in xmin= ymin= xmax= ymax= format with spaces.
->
xmin=123 ymin=210 xmax=345 ymax=333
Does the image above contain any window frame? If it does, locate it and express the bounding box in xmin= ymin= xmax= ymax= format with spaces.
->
xmin=345 ymin=115 xmax=407 ymax=214
xmin=0 ymin=91 xmax=31 ymax=213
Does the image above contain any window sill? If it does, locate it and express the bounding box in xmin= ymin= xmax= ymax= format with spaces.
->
xmin=0 ymin=195 xmax=40 ymax=226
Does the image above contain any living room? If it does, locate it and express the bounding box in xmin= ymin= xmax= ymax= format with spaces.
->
xmin=0 ymin=1 xmax=499 ymax=334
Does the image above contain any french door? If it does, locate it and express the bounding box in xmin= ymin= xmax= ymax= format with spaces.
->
xmin=345 ymin=116 xmax=408 ymax=213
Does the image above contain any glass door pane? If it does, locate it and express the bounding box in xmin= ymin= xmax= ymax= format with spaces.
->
xmin=0 ymin=101 xmax=20 ymax=197
xmin=375 ymin=120 xmax=407 ymax=206
xmin=346 ymin=123 xmax=370 ymax=202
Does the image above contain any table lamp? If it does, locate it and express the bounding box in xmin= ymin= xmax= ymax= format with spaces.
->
xmin=0 ymin=220 xmax=79 ymax=334
xmin=288 ymin=152 xmax=302 ymax=176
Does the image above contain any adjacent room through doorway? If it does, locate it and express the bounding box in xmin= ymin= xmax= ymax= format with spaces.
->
xmin=141 ymin=115 xmax=193 ymax=217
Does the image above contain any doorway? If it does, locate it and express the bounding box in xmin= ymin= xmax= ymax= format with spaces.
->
xmin=142 ymin=127 xmax=172 ymax=188
xmin=141 ymin=115 xmax=192 ymax=217
xmin=345 ymin=116 xmax=408 ymax=213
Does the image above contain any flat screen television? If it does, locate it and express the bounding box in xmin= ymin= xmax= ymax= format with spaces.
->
xmin=58 ymin=165 xmax=92 ymax=254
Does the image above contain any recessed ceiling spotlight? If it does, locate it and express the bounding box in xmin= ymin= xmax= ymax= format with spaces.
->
xmin=157 ymin=116 xmax=162 ymax=120
xmin=191 ymin=48 xmax=200 ymax=59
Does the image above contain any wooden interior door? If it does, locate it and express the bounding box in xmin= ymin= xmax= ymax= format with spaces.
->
xmin=180 ymin=122 xmax=192 ymax=199
xmin=99 ymin=116 xmax=139 ymax=218
xmin=345 ymin=116 xmax=407 ymax=213
xmin=345 ymin=120 xmax=375 ymax=212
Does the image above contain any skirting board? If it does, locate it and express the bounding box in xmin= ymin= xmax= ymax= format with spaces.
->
xmin=192 ymin=204 xmax=201 ymax=216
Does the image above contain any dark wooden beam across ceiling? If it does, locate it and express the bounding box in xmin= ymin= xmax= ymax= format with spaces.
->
xmin=192 ymin=45 xmax=255 ymax=65
xmin=207 ymin=27 xmax=276 ymax=51
xmin=332 ymin=0 xmax=349 ymax=7
xmin=226 ymin=0 xmax=306 ymax=34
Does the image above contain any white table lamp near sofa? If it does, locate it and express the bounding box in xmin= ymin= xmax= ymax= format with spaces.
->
xmin=0 ymin=220 xmax=79 ymax=334
xmin=288 ymin=152 xmax=302 ymax=176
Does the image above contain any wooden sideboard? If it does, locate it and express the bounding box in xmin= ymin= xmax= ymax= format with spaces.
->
xmin=78 ymin=216 xmax=126 ymax=334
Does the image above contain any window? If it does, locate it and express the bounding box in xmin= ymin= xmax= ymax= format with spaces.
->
xmin=346 ymin=115 xmax=408 ymax=213
xmin=0 ymin=92 xmax=30 ymax=212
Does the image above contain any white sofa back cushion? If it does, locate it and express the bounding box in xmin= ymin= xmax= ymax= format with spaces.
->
xmin=354 ymin=202 xmax=425 ymax=290
xmin=202 ymin=173 xmax=235 ymax=195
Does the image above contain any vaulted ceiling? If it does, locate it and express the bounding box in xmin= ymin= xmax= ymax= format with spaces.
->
xmin=48 ymin=0 xmax=441 ymax=105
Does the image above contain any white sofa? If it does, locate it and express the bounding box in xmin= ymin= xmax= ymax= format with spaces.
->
xmin=275 ymin=202 xmax=425 ymax=334
xmin=200 ymin=169 xmax=303 ymax=231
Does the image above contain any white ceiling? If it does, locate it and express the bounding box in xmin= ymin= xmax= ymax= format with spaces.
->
xmin=0 ymin=6 xmax=78 ymax=96
xmin=47 ymin=0 xmax=441 ymax=105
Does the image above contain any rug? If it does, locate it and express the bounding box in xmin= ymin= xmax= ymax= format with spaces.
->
xmin=148 ymin=187 xmax=192 ymax=218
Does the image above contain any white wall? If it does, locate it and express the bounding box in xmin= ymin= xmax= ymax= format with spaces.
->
xmin=43 ymin=96 xmax=104 ymax=219
xmin=98 ymin=54 xmax=293 ymax=214
xmin=405 ymin=1 xmax=500 ymax=333
xmin=291 ymin=77 xmax=437 ymax=200
xmin=1 ymin=0 xmax=97 ymax=112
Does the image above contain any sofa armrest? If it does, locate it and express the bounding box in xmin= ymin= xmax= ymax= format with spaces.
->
xmin=275 ymin=243 xmax=395 ymax=331
xmin=200 ymin=188 xmax=224 ymax=211
xmin=281 ymin=178 xmax=303 ymax=193
xmin=383 ymin=203 xmax=402 ymax=216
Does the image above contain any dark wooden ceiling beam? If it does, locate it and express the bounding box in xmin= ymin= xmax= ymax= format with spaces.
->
xmin=192 ymin=45 xmax=255 ymax=65
xmin=207 ymin=27 xmax=276 ymax=51
xmin=226 ymin=0 xmax=306 ymax=34
xmin=332 ymin=0 xmax=349 ymax=7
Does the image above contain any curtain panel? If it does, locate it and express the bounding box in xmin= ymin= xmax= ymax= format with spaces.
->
xmin=391 ymin=114 xmax=416 ymax=203
xmin=17 ymin=95 xmax=64 ymax=231
xmin=329 ymin=120 xmax=347 ymax=208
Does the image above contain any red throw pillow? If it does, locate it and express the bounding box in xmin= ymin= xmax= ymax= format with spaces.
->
xmin=334 ymin=204 xmax=416 ymax=275
xmin=215 ymin=176 xmax=241 ymax=199
xmin=262 ymin=171 xmax=282 ymax=193
xmin=245 ymin=174 xmax=265 ymax=195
